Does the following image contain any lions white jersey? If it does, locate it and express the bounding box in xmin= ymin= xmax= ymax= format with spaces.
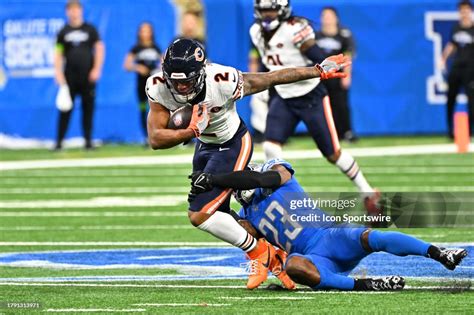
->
xmin=250 ymin=17 xmax=320 ymax=99
xmin=146 ymin=63 xmax=244 ymax=144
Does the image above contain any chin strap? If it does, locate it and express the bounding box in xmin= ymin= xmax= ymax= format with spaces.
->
xmin=261 ymin=19 xmax=280 ymax=31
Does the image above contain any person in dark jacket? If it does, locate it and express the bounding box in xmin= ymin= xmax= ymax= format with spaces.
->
xmin=54 ymin=0 xmax=104 ymax=150
xmin=124 ymin=22 xmax=161 ymax=144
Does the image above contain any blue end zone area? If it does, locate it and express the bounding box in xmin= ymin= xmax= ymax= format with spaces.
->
xmin=0 ymin=246 xmax=472 ymax=282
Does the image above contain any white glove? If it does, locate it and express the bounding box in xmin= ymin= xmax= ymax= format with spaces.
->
xmin=56 ymin=84 xmax=73 ymax=112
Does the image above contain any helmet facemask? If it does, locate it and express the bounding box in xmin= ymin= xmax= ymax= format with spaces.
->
xmin=233 ymin=163 xmax=263 ymax=207
xmin=162 ymin=39 xmax=207 ymax=104
xmin=164 ymin=68 xmax=206 ymax=104
xmin=233 ymin=189 xmax=256 ymax=208
xmin=254 ymin=0 xmax=292 ymax=32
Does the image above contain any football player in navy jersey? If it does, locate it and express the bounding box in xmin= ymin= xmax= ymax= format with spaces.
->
xmin=250 ymin=0 xmax=381 ymax=214
xmin=189 ymin=160 xmax=468 ymax=291
xmin=146 ymin=38 xmax=349 ymax=289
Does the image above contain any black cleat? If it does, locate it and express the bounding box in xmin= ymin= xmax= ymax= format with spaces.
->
xmin=438 ymin=248 xmax=468 ymax=270
xmin=362 ymin=276 xmax=405 ymax=291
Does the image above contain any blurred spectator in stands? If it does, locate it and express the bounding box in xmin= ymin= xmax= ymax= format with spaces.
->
xmin=175 ymin=10 xmax=206 ymax=50
xmin=54 ymin=0 xmax=104 ymax=150
xmin=248 ymin=46 xmax=269 ymax=143
xmin=123 ymin=22 xmax=161 ymax=146
xmin=439 ymin=0 xmax=474 ymax=139
xmin=315 ymin=6 xmax=357 ymax=143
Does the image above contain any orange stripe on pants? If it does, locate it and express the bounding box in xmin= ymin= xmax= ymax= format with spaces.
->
xmin=323 ymin=96 xmax=340 ymax=153
xmin=200 ymin=132 xmax=252 ymax=214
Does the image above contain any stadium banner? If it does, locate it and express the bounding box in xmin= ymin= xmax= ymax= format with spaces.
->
xmin=0 ymin=0 xmax=176 ymax=142
xmin=0 ymin=0 xmax=466 ymax=142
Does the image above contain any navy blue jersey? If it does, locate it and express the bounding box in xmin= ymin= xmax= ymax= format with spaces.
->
xmin=239 ymin=159 xmax=336 ymax=254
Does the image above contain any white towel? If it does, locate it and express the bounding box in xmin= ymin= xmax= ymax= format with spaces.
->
xmin=55 ymin=84 xmax=73 ymax=112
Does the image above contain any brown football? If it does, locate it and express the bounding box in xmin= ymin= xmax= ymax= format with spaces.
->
xmin=167 ymin=106 xmax=193 ymax=129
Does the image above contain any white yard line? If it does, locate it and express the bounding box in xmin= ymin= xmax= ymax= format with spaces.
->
xmin=2 ymin=144 xmax=471 ymax=171
xmin=0 ymin=282 xmax=472 ymax=292
xmin=0 ymin=187 xmax=189 ymax=194
xmin=3 ymin=173 xmax=473 ymax=185
xmin=3 ymin=167 xmax=472 ymax=178
xmin=0 ymin=282 xmax=243 ymax=288
xmin=45 ymin=308 xmax=146 ymax=313
xmin=404 ymin=285 xmax=474 ymax=290
xmin=0 ymin=211 xmax=185 ymax=217
xmin=304 ymin=186 xmax=474 ymax=192
xmin=0 ymin=225 xmax=193 ymax=231
xmin=296 ymin=291 xmax=395 ymax=294
xmin=133 ymin=303 xmax=230 ymax=307
xmin=2 ymin=185 xmax=474 ymax=195
xmin=0 ymin=196 xmax=186 ymax=209
xmin=219 ymin=296 xmax=312 ymax=300
xmin=0 ymin=242 xmax=230 ymax=246
xmin=0 ymin=241 xmax=471 ymax=247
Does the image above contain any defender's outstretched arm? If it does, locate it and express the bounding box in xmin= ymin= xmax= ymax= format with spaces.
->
xmin=189 ymin=165 xmax=292 ymax=194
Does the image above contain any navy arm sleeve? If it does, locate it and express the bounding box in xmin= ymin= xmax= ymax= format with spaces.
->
xmin=303 ymin=43 xmax=326 ymax=64
xmin=211 ymin=171 xmax=281 ymax=190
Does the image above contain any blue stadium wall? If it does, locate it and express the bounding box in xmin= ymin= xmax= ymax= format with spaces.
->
xmin=0 ymin=0 xmax=466 ymax=142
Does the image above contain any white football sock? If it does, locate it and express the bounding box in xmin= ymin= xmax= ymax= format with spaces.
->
xmin=263 ymin=141 xmax=283 ymax=160
xmin=197 ymin=211 xmax=257 ymax=252
xmin=335 ymin=151 xmax=373 ymax=195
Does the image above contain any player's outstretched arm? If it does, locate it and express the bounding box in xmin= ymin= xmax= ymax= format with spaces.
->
xmin=242 ymin=54 xmax=351 ymax=96
xmin=147 ymin=101 xmax=195 ymax=149
xmin=190 ymin=165 xmax=292 ymax=194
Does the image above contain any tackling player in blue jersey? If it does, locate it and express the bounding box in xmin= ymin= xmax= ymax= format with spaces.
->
xmin=189 ymin=160 xmax=468 ymax=291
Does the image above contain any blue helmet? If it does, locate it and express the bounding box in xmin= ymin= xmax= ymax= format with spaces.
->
xmin=233 ymin=163 xmax=263 ymax=207
xmin=162 ymin=38 xmax=207 ymax=103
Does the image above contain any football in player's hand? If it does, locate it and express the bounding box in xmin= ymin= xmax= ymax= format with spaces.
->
xmin=167 ymin=106 xmax=193 ymax=129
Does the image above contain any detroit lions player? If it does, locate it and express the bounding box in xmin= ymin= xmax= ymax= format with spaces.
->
xmin=146 ymin=38 xmax=349 ymax=289
xmin=189 ymin=160 xmax=468 ymax=291
xmin=250 ymin=0 xmax=381 ymax=214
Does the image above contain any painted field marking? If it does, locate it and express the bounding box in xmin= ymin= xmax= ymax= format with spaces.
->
xmin=0 ymin=225 xmax=193 ymax=231
xmin=2 ymin=167 xmax=472 ymax=180
xmin=0 ymin=178 xmax=187 ymax=184
xmin=0 ymin=187 xmax=189 ymax=194
xmin=0 ymin=241 xmax=472 ymax=247
xmin=0 ymin=211 xmax=185 ymax=217
xmin=296 ymin=291 xmax=395 ymax=294
xmin=133 ymin=303 xmax=230 ymax=307
xmin=404 ymin=285 xmax=474 ymax=290
xmin=0 ymin=282 xmax=244 ymax=289
xmin=0 ymin=242 xmax=229 ymax=246
xmin=292 ymin=165 xmax=474 ymax=172
xmin=0 ymin=196 xmax=186 ymax=208
xmin=0 ymin=282 xmax=472 ymax=292
xmin=303 ymin=186 xmax=474 ymax=192
xmin=2 ymin=144 xmax=472 ymax=171
xmin=219 ymin=296 xmax=312 ymax=300
xmin=2 ymin=186 xmax=474 ymax=196
xmin=44 ymin=308 xmax=146 ymax=313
